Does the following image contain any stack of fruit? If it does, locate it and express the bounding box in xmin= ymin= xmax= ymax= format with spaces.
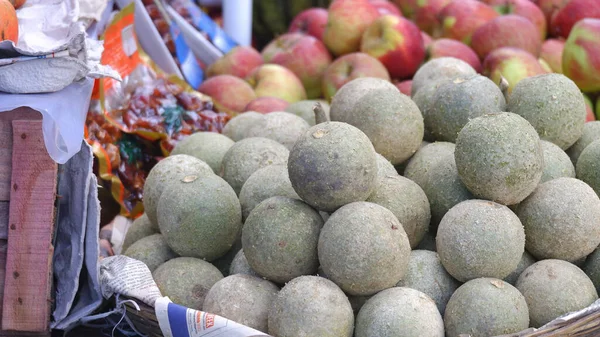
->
xmin=123 ymin=59 xmax=600 ymax=336
xmin=199 ymin=0 xmax=600 ymax=122
xmin=119 ymin=0 xmax=600 ymax=336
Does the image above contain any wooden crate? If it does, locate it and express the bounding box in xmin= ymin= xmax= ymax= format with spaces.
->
xmin=0 ymin=107 xmax=58 ymax=336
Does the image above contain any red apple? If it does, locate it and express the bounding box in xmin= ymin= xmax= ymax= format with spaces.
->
xmin=540 ymin=38 xmax=565 ymax=73
xmin=439 ymin=0 xmax=499 ymax=45
xmin=288 ymin=8 xmax=329 ymax=41
xmin=421 ymin=31 xmax=434 ymax=49
xmin=583 ymin=94 xmax=596 ymax=122
xmin=360 ymin=14 xmax=425 ymax=79
xmin=482 ymin=47 xmax=547 ymax=93
xmin=490 ymin=0 xmax=547 ymax=39
xmin=370 ymin=0 xmax=403 ymax=16
xmin=198 ymin=75 xmax=257 ymax=113
xmin=323 ymin=0 xmax=380 ymax=56
xmin=246 ymin=64 xmax=307 ymax=103
xmin=205 ymin=46 xmax=263 ymax=79
xmin=427 ymin=38 xmax=482 ymax=72
xmin=531 ymin=0 xmax=569 ymax=26
xmin=550 ymin=0 xmax=600 ymax=38
xmin=392 ymin=0 xmax=419 ymax=19
xmin=262 ymin=32 xmax=333 ymax=99
xmin=395 ymin=80 xmax=413 ymax=96
xmin=414 ymin=0 xmax=453 ymax=36
xmin=244 ymin=97 xmax=290 ymax=114
xmin=322 ymin=52 xmax=391 ymax=100
xmin=471 ymin=15 xmax=542 ymax=59
xmin=562 ymin=18 xmax=600 ymax=93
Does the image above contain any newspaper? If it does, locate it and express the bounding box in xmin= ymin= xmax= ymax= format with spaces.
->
xmin=155 ymin=297 xmax=271 ymax=337
xmin=99 ymin=255 xmax=162 ymax=307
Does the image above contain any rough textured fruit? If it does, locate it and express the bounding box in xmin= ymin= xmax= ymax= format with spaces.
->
xmin=285 ymin=100 xmax=331 ymax=126
xmin=0 ymin=0 xmax=18 ymax=43
xmin=287 ymin=122 xmax=378 ymax=212
xmin=239 ymin=165 xmax=300 ymax=221
xmin=455 ymin=112 xmax=544 ymax=205
xmin=566 ymin=121 xmax=600 ymax=165
xmin=445 ymin=278 xmax=530 ymax=337
xmin=153 ymin=257 xmax=224 ymax=310
xmin=330 ymin=77 xmax=424 ymax=164
xmin=202 ymin=274 xmax=279 ymax=332
xmin=437 ymin=200 xmax=525 ymax=282
xmin=517 ymin=177 xmax=600 ymax=262
xmin=411 ymin=57 xmax=476 ymax=96
xmin=584 ymin=248 xmax=600 ymax=294
xmin=427 ymin=75 xmax=506 ymax=142
xmin=221 ymin=112 xmax=263 ymax=141
xmin=221 ymin=137 xmax=289 ymax=195
xmin=411 ymin=80 xmax=451 ymax=141
xmin=229 ymin=249 xmax=261 ymax=278
xmin=157 ymin=174 xmax=242 ymax=261
xmin=242 ymin=196 xmax=323 ymax=283
xmin=516 ymin=259 xmax=598 ymax=327
xmin=243 ymin=112 xmax=311 ymax=150
xmin=355 ymin=287 xmax=444 ymax=337
xmin=540 ymin=140 xmax=576 ymax=183
xmin=123 ymin=234 xmax=178 ymax=272
xmin=576 ymin=140 xmax=600 ymax=196
xmin=375 ymin=152 xmax=398 ymax=181
xmin=504 ymin=251 xmax=536 ymax=286
xmin=143 ymin=155 xmax=213 ymax=227
xmin=122 ymin=213 xmax=157 ymax=252
xmin=507 ymin=73 xmax=586 ymax=150
xmin=170 ymin=132 xmax=234 ymax=174
xmin=404 ymin=142 xmax=474 ymax=232
xmin=396 ymin=250 xmax=460 ymax=315
xmin=367 ymin=175 xmax=430 ymax=248
xmin=268 ymin=276 xmax=354 ymax=337
xmin=318 ymin=202 xmax=411 ymax=295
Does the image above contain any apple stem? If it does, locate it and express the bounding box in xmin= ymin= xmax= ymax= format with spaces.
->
xmin=313 ymin=102 xmax=329 ymax=124
xmin=499 ymin=76 xmax=510 ymax=102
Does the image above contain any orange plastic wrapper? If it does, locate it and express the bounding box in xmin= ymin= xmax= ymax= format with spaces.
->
xmin=86 ymin=3 xmax=231 ymax=218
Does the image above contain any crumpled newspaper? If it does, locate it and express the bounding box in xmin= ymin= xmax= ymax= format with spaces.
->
xmin=0 ymin=0 xmax=120 ymax=94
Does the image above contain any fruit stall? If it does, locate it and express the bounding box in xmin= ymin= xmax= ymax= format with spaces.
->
xmin=1 ymin=0 xmax=600 ymax=336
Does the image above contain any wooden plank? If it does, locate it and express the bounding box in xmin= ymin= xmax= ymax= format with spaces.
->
xmin=0 ymin=120 xmax=13 ymax=201
xmin=0 ymin=108 xmax=42 ymax=122
xmin=0 ymin=239 xmax=7 ymax=328
xmin=2 ymin=120 xmax=57 ymax=332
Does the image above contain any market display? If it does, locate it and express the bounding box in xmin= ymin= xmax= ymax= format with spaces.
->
xmin=3 ymin=0 xmax=600 ymax=336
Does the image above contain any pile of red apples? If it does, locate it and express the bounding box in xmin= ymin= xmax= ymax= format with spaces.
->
xmin=198 ymin=0 xmax=600 ymax=122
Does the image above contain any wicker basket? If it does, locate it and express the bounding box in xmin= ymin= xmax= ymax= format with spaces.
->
xmin=122 ymin=297 xmax=600 ymax=337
